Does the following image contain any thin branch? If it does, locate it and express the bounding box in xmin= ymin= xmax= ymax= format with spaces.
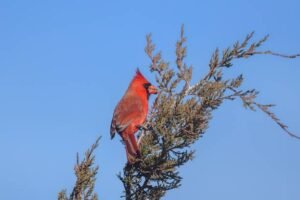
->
xmin=246 ymin=51 xmax=300 ymax=58
xmin=254 ymin=102 xmax=300 ymax=139
xmin=228 ymin=87 xmax=300 ymax=139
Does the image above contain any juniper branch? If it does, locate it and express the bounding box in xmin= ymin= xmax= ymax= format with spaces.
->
xmin=58 ymin=137 xmax=101 ymax=200
xmin=228 ymin=87 xmax=300 ymax=139
xmin=119 ymin=27 xmax=300 ymax=200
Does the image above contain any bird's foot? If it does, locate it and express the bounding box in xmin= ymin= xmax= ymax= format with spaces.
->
xmin=136 ymin=124 xmax=148 ymax=131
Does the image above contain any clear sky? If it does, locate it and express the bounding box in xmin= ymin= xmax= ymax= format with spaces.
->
xmin=0 ymin=0 xmax=299 ymax=199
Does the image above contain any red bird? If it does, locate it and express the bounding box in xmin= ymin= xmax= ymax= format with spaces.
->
xmin=110 ymin=69 xmax=157 ymax=164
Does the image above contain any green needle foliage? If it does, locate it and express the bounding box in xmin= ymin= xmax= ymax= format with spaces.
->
xmin=118 ymin=25 xmax=300 ymax=200
xmin=58 ymin=137 xmax=100 ymax=200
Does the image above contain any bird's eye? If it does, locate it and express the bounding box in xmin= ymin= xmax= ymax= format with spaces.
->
xmin=143 ymin=83 xmax=151 ymax=89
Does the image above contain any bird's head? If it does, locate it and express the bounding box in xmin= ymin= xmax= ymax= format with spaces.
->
xmin=131 ymin=68 xmax=158 ymax=96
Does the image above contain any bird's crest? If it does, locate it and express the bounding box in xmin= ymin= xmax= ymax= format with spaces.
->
xmin=134 ymin=68 xmax=148 ymax=83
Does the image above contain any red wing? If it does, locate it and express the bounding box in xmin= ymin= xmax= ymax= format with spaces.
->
xmin=110 ymin=96 xmax=144 ymax=138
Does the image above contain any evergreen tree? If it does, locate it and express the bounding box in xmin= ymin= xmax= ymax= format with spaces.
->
xmin=59 ymin=26 xmax=299 ymax=200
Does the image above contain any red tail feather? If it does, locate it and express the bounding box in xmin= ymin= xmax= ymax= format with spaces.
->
xmin=123 ymin=134 xmax=140 ymax=164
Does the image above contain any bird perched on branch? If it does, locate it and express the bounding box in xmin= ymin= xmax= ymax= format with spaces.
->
xmin=110 ymin=69 xmax=158 ymax=164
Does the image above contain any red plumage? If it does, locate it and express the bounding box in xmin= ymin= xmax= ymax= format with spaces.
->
xmin=110 ymin=69 xmax=157 ymax=164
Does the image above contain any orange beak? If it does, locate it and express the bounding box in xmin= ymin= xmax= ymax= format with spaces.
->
xmin=148 ymin=85 xmax=158 ymax=94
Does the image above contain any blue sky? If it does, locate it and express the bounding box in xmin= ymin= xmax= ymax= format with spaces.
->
xmin=0 ymin=0 xmax=299 ymax=199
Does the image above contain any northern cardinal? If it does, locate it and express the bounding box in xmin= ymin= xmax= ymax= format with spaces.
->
xmin=110 ymin=69 xmax=157 ymax=164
